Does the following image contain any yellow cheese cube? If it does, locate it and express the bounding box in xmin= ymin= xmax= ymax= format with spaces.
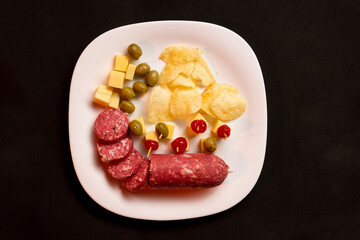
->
xmin=125 ymin=63 xmax=137 ymax=80
xmin=114 ymin=55 xmax=129 ymax=72
xmin=133 ymin=116 xmax=146 ymax=134
xmin=187 ymin=113 xmax=209 ymax=128
xmin=211 ymin=119 xmax=225 ymax=135
xmin=187 ymin=113 xmax=209 ymax=135
xmin=96 ymin=85 xmax=113 ymax=95
xmin=108 ymin=71 xmax=125 ymax=89
xmin=108 ymin=91 xmax=120 ymax=108
xmin=164 ymin=123 xmax=175 ymax=139
xmin=93 ymin=92 xmax=111 ymax=107
xmin=145 ymin=131 xmax=158 ymax=143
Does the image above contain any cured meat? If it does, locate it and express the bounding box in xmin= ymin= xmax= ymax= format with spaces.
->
xmin=95 ymin=108 xmax=129 ymax=142
xmin=149 ymin=153 xmax=229 ymax=188
xmin=97 ymin=136 xmax=133 ymax=162
xmin=107 ymin=148 xmax=143 ymax=180
xmin=123 ymin=158 xmax=150 ymax=191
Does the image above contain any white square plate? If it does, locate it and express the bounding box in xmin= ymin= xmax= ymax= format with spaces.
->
xmin=69 ymin=21 xmax=267 ymax=220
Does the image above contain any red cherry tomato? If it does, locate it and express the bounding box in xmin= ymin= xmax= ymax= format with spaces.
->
xmin=191 ymin=120 xmax=207 ymax=134
xmin=171 ymin=137 xmax=188 ymax=154
xmin=144 ymin=140 xmax=159 ymax=150
xmin=217 ymin=125 xmax=231 ymax=138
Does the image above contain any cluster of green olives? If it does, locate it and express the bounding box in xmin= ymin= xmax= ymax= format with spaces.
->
xmin=120 ymin=43 xmax=160 ymax=114
xmin=134 ymin=61 xmax=159 ymax=88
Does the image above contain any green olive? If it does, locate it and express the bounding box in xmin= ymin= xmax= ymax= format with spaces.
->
xmin=119 ymin=100 xmax=135 ymax=113
xmin=155 ymin=122 xmax=169 ymax=138
xmin=120 ymin=87 xmax=135 ymax=100
xmin=127 ymin=43 xmax=142 ymax=60
xmin=203 ymin=138 xmax=217 ymax=153
xmin=133 ymin=81 xmax=148 ymax=95
xmin=135 ymin=63 xmax=150 ymax=76
xmin=145 ymin=70 xmax=159 ymax=87
xmin=129 ymin=120 xmax=143 ymax=135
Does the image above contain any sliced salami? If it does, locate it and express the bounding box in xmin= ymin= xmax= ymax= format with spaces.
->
xmin=149 ymin=153 xmax=229 ymax=188
xmin=123 ymin=157 xmax=150 ymax=191
xmin=95 ymin=108 xmax=129 ymax=142
xmin=97 ymin=136 xmax=133 ymax=162
xmin=107 ymin=148 xmax=143 ymax=180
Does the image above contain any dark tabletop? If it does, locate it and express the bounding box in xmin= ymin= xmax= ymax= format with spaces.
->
xmin=1 ymin=0 xmax=359 ymax=239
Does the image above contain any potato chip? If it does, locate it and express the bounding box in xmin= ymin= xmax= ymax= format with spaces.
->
xmin=160 ymin=46 xmax=202 ymax=64
xmin=168 ymin=74 xmax=196 ymax=89
xmin=201 ymin=83 xmax=239 ymax=117
xmin=182 ymin=62 xmax=195 ymax=76
xmin=191 ymin=56 xmax=216 ymax=87
xmin=170 ymin=88 xmax=202 ymax=119
xmin=159 ymin=64 xmax=181 ymax=86
xmin=199 ymin=55 xmax=216 ymax=85
xmin=210 ymin=92 xmax=247 ymax=121
xmin=159 ymin=62 xmax=195 ymax=87
xmin=147 ymin=86 xmax=173 ymax=123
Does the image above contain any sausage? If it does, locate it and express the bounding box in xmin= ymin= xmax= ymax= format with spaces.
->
xmin=95 ymin=108 xmax=129 ymax=142
xmin=107 ymin=148 xmax=143 ymax=180
xmin=97 ymin=136 xmax=133 ymax=162
xmin=149 ymin=153 xmax=229 ymax=188
xmin=122 ymin=157 xmax=150 ymax=191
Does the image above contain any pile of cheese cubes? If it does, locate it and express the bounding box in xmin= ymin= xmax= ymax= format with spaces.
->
xmin=93 ymin=55 xmax=137 ymax=108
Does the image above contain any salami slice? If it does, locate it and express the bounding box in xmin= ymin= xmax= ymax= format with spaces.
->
xmin=149 ymin=153 xmax=229 ymax=188
xmin=95 ymin=108 xmax=129 ymax=142
xmin=97 ymin=136 xmax=133 ymax=162
xmin=107 ymin=148 xmax=143 ymax=180
xmin=123 ymin=157 xmax=150 ymax=191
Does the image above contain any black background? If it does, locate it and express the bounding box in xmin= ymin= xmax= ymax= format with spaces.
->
xmin=1 ymin=0 xmax=359 ymax=239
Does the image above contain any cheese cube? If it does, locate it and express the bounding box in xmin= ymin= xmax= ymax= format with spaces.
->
xmin=211 ymin=119 xmax=225 ymax=135
xmin=145 ymin=131 xmax=158 ymax=143
xmin=164 ymin=123 xmax=175 ymax=139
xmin=93 ymin=92 xmax=111 ymax=107
xmin=96 ymin=85 xmax=113 ymax=95
xmin=114 ymin=55 xmax=129 ymax=72
xmin=187 ymin=113 xmax=208 ymax=135
xmin=108 ymin=71 xmax=125 ymax=89
xmin=133 ymin=116 xmax=146 ymax=134
xmin=125 ymin=63 xmax=137 ymax=80
xmin=108 ymin=91 xmax=120 ymax=108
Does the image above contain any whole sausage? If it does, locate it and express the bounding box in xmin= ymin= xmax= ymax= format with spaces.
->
xmin=149 ymin=153 xmax=229 ymax=188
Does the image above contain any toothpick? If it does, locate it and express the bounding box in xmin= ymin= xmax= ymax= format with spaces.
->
xmin=147 ymin=147 xmax=152 ymax=157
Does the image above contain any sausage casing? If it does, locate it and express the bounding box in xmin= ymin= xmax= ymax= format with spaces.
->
xmin=149 ymin=153 xmax=229 ymax=188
